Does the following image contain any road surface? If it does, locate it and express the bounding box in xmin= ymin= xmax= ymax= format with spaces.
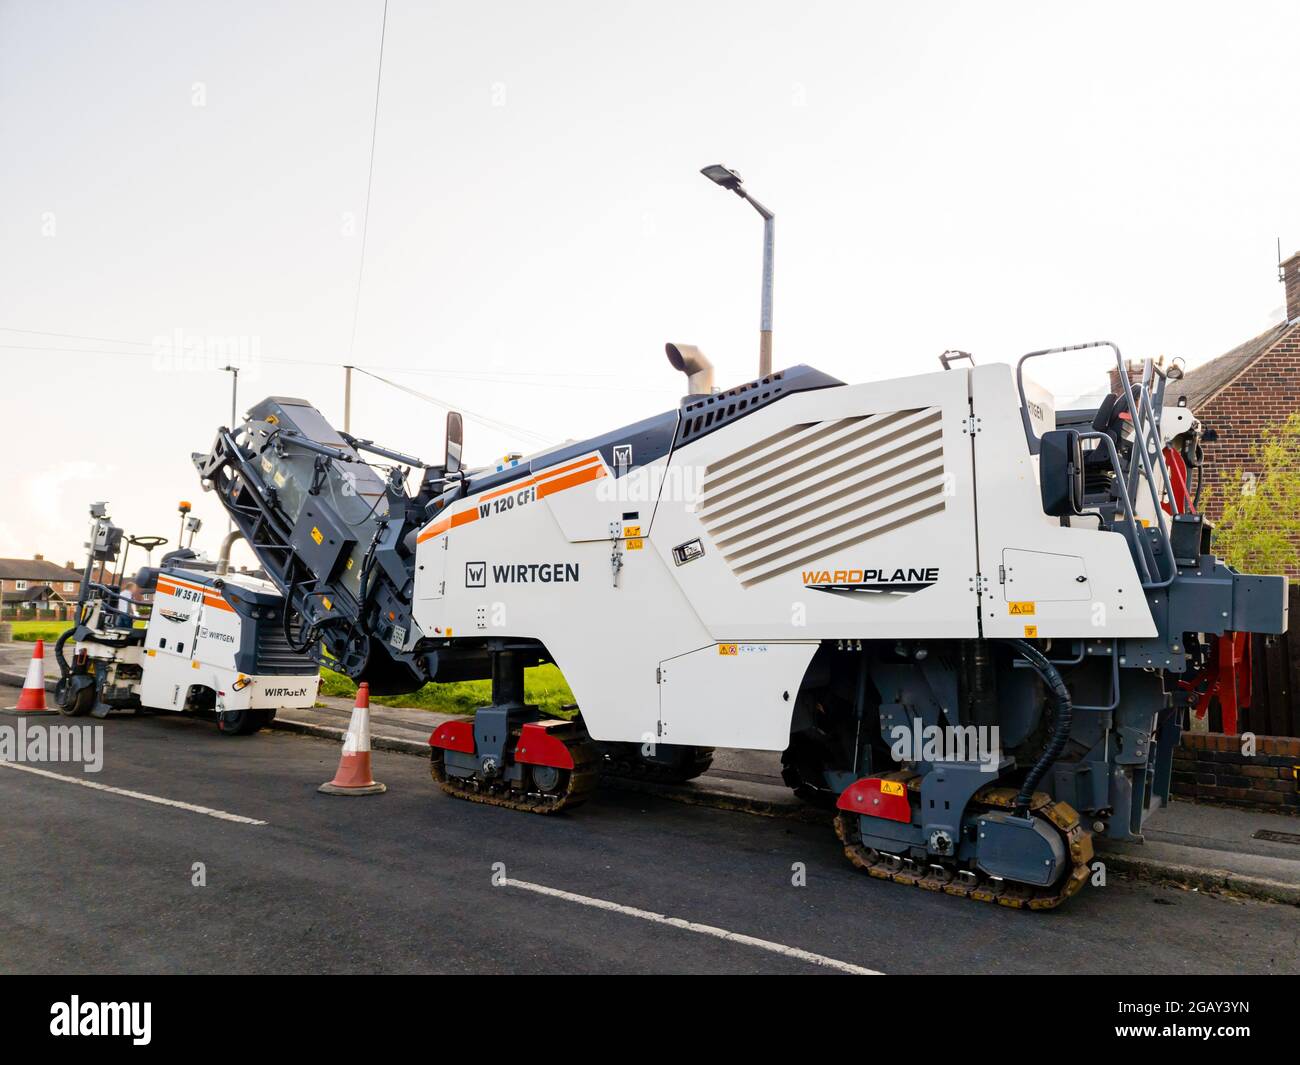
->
xmin=1 ymin=687 xmax=1297 ymax=975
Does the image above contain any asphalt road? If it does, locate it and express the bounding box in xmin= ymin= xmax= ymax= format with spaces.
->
xmin=2 ymin=687 xmax=1298 ymax=975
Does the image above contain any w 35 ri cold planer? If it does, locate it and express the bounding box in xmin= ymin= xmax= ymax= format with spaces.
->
xmin=194 ymin=340 xmax=1287 ymax=908
xmin=53 ymin=502 xmax=319 ymax=733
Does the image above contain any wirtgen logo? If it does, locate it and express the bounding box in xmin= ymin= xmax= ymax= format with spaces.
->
xmin=802 ymin=566 xmax=939 ymax=595
xmin=50 ymin=996 xmax=151 ymax=1045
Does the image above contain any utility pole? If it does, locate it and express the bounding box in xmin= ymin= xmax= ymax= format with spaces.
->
xmin=344 ymin=364 xmax=353 ymax=433
xmin=701 ymin=164 xmax=775 ymax=379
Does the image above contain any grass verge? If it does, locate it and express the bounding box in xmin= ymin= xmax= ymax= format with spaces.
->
xmin=319 ymin=663 xmax=576 ymax=717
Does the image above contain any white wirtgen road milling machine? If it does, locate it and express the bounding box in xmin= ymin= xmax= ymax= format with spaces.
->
xmin=51 ymin=502 xmax=320 ymax=732
xmin=192 ymin=336 xmax=1286 ymax=908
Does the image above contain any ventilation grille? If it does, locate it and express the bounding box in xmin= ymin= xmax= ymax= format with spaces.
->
xmin=678 ymin=371 xmax=787 ymax=444
xmin=255 ymin=622 xmax=315 ymax=675
xmin=697 ymin=407 xmax=947 ymax=587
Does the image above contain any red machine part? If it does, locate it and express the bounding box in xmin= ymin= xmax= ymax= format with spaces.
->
xmin=429 ymin=720 xmax=475 ymax=754
xmin=514 ymin=721 xmax=575 ymax=770
xmin=428 ymin=719 xmax=576 ymax=769
xmin=836 ymin=778 xmax=912 ymax=823
xmin=1178 ymin=632 xmax=1252 ymax=735
xmin=1161 ymin=447 xmax=1193 ymax=515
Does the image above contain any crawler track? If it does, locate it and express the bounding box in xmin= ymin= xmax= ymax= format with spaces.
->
xmin=834 ymin=784 xmax=1093 ymax=910
xmin=430 ymin=721 xmax=602 ymax=814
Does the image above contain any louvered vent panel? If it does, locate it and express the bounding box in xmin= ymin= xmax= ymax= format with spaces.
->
xmin=697 ymin=407 xmax=946 ymax=586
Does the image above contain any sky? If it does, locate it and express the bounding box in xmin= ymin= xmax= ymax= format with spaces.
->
xmin=0 ymin=0 xmax=1296 ymax=569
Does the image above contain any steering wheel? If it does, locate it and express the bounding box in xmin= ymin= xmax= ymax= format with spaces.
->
xmin=129 ymin=536 xmax=168 ymax=550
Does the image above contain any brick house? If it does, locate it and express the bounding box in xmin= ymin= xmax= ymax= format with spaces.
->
xmin=0 ymin=555 xmax=84 ymax=621
xmin=1165 ymin=249 xmax=1300 ymax=577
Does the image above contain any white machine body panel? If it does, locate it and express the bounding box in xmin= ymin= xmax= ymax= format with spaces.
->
xmin=411 ymin=361 xmax=1157 ymax=748
xmin=112 ymin=571 xmax=321 ymax=714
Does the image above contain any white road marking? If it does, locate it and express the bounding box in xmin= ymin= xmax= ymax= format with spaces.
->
xmin=503 ymin=877 xmax=881 ymax=975
xmin=0 ymin=761 xmax=268 ymax=825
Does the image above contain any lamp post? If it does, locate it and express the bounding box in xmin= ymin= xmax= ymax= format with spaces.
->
xmin=220 ymin=364 xmax=239 ymax=430
xmin=701 ymin=164 xmax=774 ymax=378
xmin=220 ymin=364 xmax=239 ymax=532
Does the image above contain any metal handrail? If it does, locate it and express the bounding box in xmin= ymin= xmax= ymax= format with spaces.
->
xmin=1016 ymin=341 xmax=1177 ymax=588
xmin=1077 ymin=430 xmax=1158 ymax=586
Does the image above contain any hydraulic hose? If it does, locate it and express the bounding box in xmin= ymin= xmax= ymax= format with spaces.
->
xmin=53 ymin=625 xmax=76 ymax=683
xmin=1002 ymin=638 xmax=1074 ymax=816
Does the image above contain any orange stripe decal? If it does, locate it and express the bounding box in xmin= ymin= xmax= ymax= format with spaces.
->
xmin=156 ymin=578 xmax=235 ymax=612
xmin=416 ymin=453 xmax=607 ymax=542
xmin=536 ymin=463 xmax=606 ymax=498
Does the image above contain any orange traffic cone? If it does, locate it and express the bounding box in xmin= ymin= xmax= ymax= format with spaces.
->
xmin=7 ymin=640 xmax=56 ymax=715
xmin=318 ymin=682 xmax=386 ymax=795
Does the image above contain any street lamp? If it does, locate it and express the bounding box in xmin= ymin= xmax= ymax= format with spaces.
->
xmin=220 ymin=365 xmax=239 ymax=532
xmin=701 ymin=164 xmax=775 ymax=378
xmin=220 ymin=364 xmax=239 ymax=430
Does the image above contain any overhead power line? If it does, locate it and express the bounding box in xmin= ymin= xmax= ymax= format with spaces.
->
xmin=0 ymin=328 xmax=669 ymax=389
xmin=351 ymin=367 xmax=556 ymax=446
xmin=346 ymin=0 xmax=389 ymax=366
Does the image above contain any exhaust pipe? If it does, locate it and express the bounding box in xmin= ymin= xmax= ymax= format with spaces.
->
xmin=666 ymin=343 xmax=715 ymax=397
xmin=215 ymin=529 xmax=245 ymax=576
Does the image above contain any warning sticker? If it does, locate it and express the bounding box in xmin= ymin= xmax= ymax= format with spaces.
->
xmin=880 ymin=780 xmax=905 ymax=797
xmin=623 ymin=525 xmax=641 ymax=538
xmin=1023 ymin=624 xmax=1038 ymax=638
xmin=1008 ymin=601 xmax=1036 ymax=616
xmin=311 ymin=526 xmax=324 ymax=546
xmin=719 ymin=643 xmax=738 ymax=656
xmin=626 ymin=538 xmax=644 ymax=551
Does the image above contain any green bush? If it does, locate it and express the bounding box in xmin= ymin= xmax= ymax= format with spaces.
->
xmin=1211 ymin=412 xmax=1300 ymax=575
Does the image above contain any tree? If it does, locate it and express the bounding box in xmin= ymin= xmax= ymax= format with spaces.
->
xmin=1210 ymin=412 xmax=1300 ymax=574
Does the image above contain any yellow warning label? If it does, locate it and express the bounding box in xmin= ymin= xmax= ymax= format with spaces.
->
xmin=311 ymin=526 xmax=323 ymax=545
xmin=623 ymin=525 xmax=642 ymax=538
xmin=626 ymin=538 xmax=644 ymax=551
xmin=446 ymin=627 xmax=453 ymax=637
xmin=1008 ymin=601 xmax=1036 ymax=616
xmin=346 ymin=557 xmax=354 ymax=569
xmin=322 ymin=597 xmax=332 ymax=611
xmin=719 ymin=643 xmax=738 ymax=656
xmin=1024 ymin=624 xmax=1039 ymax=638
xmin=274 ymin=470 xmax=287 ymax=487
xmin=266 ymin=414 xmax=279 ymax=425
xmin=880 ymin=780 xmax=905 ymax=797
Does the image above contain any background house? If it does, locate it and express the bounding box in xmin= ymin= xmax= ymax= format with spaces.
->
xmin=0 ymin=555 xmax=83 ymax=620
xmin=1165 ymin=250 xmax=1300 ymax=577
